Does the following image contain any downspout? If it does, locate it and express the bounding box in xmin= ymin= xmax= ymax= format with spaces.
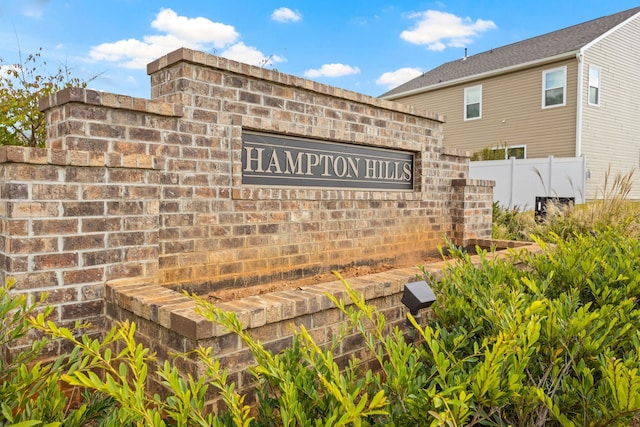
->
xmin=575 ymin=50 xmax=584 ymax=157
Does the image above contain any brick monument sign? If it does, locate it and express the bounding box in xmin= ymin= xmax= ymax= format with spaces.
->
xmin=0 ymin=48 xmax=496 ymax=400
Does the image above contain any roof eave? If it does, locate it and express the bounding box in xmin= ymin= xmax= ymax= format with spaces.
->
xmin=381 ymin=50 xmax=579 ymax=100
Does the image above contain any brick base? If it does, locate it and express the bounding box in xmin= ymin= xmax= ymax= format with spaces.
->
xmin=105 ymin=241 xmax=541 ymax=409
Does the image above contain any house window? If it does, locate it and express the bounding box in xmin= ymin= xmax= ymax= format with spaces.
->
xmin=464 ymin=85 xmax=482 ymax=120
xmin=588 ymin=65 xmax=600 ymax=106
xmin=489 ymin=145 xmax=526 ymax=159
xmin=506 ymin=146 xmax=526 ymax=159
xmin=542 ymin=67 xmax=566 ymax=108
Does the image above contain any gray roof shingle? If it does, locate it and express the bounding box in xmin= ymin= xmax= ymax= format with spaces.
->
xmin=380 ymin=6 xmax=640 ymax=98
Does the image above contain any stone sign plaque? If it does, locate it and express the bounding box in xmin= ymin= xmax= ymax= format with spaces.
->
xmin=242 ymin=132 xmax=414 ymax=190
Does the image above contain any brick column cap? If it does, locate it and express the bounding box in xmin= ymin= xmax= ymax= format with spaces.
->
xmin=39 ymin=87 xmax=183 ymax=118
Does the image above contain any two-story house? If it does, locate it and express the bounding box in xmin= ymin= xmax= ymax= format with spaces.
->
xmin=380 ymin=7 xmax=640 ymax=200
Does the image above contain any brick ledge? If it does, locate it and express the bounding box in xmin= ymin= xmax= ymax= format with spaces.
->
xmin=105 ymin=242 xmax=541 ymax=341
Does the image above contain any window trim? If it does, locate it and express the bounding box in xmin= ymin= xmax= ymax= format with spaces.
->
xmin=542 ymin=66 xmax=567 ymax=109
xmin=464 ymin=85 xmax=482 ymax=120
xmin=588 ymin=65 xmax=601 ymax=106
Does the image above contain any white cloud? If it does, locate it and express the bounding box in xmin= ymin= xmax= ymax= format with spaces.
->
xmin=401 ymin=10 xmax=496 ymax=51
xmin=221 ymin=42 xmax=286 ymax=67
xmin=151 ymin=8 xmax=238 ymax=48
xmin=376 ymin=67 xmax=423 ymax=89
xmin=90 ymin=37 xmax=179 ymax=69
xmin=271 ymin=7 xmax=302 ymax=23
xmin=88 ymin=8 xmax=270 ymax=69
xmin=304 ymin=63 xmax=360 ymax=78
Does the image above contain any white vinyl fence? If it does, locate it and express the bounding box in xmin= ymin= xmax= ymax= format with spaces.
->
xmin=469 ymin=156 xmax=587 ymax=211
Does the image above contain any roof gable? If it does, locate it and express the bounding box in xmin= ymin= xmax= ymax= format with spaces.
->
xmin=381 ymin=6 xmax=640 ymax=98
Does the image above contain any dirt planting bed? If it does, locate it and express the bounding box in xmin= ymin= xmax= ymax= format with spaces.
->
xmin=205 ymin=256 xmax=445 ymax=303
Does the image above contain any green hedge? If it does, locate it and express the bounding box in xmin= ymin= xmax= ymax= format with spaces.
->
xmin=2 ymin=224 xmax=640 ymax=426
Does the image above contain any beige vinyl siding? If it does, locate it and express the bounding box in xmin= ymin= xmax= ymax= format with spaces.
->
xmin=580 ymin=14 xmax=640 ymax=200
xmin=396 ymin=58 xmax=579 ymax=159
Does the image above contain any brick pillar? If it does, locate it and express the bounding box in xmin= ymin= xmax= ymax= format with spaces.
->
xmin=450 ymin=178 xmax=494 ymax=247
xmin=0 ymin=146 xmax=160 ymax=351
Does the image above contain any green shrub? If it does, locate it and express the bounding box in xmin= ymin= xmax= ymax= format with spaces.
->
xmin=9 ymin=225 xmax=640 ymax=426
xmin=418 ymin=225 xmax=640 ymax=425
xmin=492 ymin=202 xmax=535 ymax=241
xmin=194 ymin=224 xmax=640 ymax=425
xmin=0 ymin=280 xmax=114 ymax=427
xmin=35 ymin=318 xmax=248 ymax=427
xmin=193 ymin=294 xmax=389 ymax=427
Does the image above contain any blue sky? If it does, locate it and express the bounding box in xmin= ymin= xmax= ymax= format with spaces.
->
xmin=1 ymin=1 xmax=639 ymax=99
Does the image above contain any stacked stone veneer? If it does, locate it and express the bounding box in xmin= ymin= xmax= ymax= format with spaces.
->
xmin=0 ymin=47 xmax=494 ymax=397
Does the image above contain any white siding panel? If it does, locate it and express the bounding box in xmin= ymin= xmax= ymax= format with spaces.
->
xmin=581 ymin=14 xmax=640 ymax=199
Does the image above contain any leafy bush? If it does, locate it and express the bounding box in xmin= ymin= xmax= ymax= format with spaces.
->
xmin=35 ymin=318 xmax=249 ymax=427
xmin=420 ymin=226 xmax=640 ymax=426
xmin=0 ymin=280 xmax=114 ymax=426
xmin=6 ymin=224 xmax=640 ymax=426
xmin=491 ymin=202 xmax=535 ymax=241
xmin=0 ymin=48 xmax=90 ymax=147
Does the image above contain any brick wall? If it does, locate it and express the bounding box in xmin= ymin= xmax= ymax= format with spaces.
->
xmin=144 ymin=48 xmax=489 ymax=295
xmin=1 ymin=48 xmax=493 ymax=360
xmin=104 ymin=266 xmax=430 ymax=408
xmin=0 ymin=145 xmax=160 ymax=355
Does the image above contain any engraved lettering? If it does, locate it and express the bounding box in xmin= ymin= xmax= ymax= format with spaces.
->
xmin=244 ymin=147 xmax=265 ymax=172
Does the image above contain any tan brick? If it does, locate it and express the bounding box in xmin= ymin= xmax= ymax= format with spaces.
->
xmin=34 ymin=287 xmax=78 ymax=304
xmin=63 ymin=234 xmax=105 ymax=251
xmin=63 ymin=201 xmax=105 ymax=217
xmin=2 ymin=255 xmax=28 ymax=272
xmin=81 ymin=217 xmax=121 ymax=233
xmin=2 ymin=183 xmax=29 ymax=199
xmin=7 ymin=237 xmax=58 ymax=254
xmin=107 ymin=230 xmax=145 ymax=247
xmin=129 ymin=128 xmax=160 ymax=142
xmin=157 ymin=300 xmax=194 ymax=329
xmin=108 ymin=169 xmax=145 ymax=183
xmin=162 ymin=267 xmax=193 ymax=283
xmin=82 ymin=249 xmax=121 ymax=266
xmin=170 ymin=308 xmax=214 ymax=340
xmin=63 ymin=268 xmax=104 ymax=285
xmin=4 ymin=219 xmax=29 ymax=235
xmin=9 ymin=271 xmax=59 ymax=290
xmin=32 ymin=183 xmax=79 ymax=200
xmin=107 ymin=201 xmax=143 ymax=215
xmin=82 ymin=184 xmax=123 ymax=200
xmin=8 ymin=201 xmax=60 ymax=218
xmin=33 ymin=253 xmax=78 ymax=270
xmin=65 ymin=167 xmax=107 ymax=183
xmin=89 ymin=123 xmax=125 ymax=139
xmin=60 ymin=300 xmax=104 ymax=320
xmin=3 ymin=146 xmax=28 ymax=163
xmin=123 ymin=246 xmax=158 ymax=262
